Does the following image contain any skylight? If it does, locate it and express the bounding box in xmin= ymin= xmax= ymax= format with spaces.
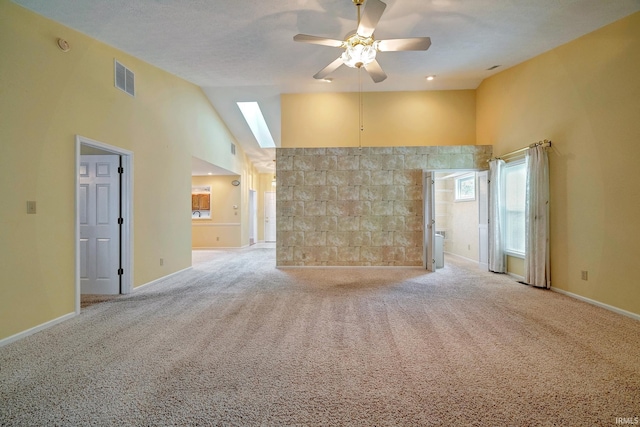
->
xmin=237 ymin=102 xmax=275 ymax=148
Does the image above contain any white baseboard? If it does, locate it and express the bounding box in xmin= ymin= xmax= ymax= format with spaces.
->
xmin=134 ymin=267 xmax=192 ymax=291
xmin=551 ymin=287 xmax=640 ymax=321
xmin=0 ymin=312 xmax=76 ymax=348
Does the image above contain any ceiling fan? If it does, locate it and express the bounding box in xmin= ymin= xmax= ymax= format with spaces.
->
xmin=293 ymin=0 xmax=431 ymax=83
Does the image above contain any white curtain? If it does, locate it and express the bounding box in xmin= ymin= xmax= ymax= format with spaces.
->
xmin=524 ymin=146 xmax=550 ymax=288
xmin=488 ymin=159 xmax=506 ymax=273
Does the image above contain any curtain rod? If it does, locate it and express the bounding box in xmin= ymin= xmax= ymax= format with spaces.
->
xmin=488 ymin=139 xmax=552 ymax=162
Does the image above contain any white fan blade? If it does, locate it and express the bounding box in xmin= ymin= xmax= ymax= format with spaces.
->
xmin=357 ymin=0 xmax=386 ymax=38
xmin=377 ymin=37 xmax=432 ymax=52
xmin=293 ymin=34 xmax=344 ymax=48
xmin=313 ymin=57 xmax=344 ymax=80
xmin=364 ymin=59 xmax=387 ymax=83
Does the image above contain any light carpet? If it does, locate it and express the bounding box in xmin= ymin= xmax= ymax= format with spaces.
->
xmin=1 ymin=247 xmax=639 ymax=426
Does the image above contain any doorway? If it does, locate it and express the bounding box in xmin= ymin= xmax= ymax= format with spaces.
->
xmin=264 ymin=191 xmax=276 ymax=242
xmin=75 ymin=136 xmax=133 ymax=313
xmin=424 ymin=170 xmax=488 ymax=272
xmin=249 ymin=189 xmax=257 ymax=245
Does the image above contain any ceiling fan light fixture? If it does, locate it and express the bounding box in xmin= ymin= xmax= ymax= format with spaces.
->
xmin=341 ymin=35 xmax=378 ymax=69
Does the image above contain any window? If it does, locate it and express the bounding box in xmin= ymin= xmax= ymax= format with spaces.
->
xmin=455 ymin=174 xmax=476 ymax=201
xmin=504 ymin=161 xmax=526 ymax=256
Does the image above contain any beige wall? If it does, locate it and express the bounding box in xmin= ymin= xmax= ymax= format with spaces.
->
xmin=281 ymin=90 xmax=476 ymax=148
xmin=477 ymin=12 xmax=640 ymax=315
xmin=191 ymin=176 xmax=242 ymax=248
xmin=0 ymin=1 xmax=249 ymax=340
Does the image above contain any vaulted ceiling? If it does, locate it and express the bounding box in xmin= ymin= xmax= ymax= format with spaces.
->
xmin=13 ymin=0 xmax=640 ymax=173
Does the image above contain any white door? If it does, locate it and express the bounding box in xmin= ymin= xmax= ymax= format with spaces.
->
xmin=264 ymin=191 xmax=276 ymax=242
xmin=79 ymin=155 xmax=120 ymax=294
xmin=424 ymin=172 xmax=436 ymax=271
xmin=249 ymin=190 xmax=257 ymax=245
xmin=478 ymin=171 xmax=489 ymax=270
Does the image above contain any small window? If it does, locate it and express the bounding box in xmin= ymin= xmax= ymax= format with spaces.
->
xmin=504 ymin=161 xmax=526 ymax=256
xmin=455 ymin=174 xmax=476 ymax=201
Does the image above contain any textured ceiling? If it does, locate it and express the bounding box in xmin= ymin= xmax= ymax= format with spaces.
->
xmin=13 ymin=0 xmax=640 ymax=173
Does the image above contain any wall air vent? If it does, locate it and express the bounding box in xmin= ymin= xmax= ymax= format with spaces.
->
xmin=114 ymin=60 xmax=135 ymax=97
xmin=231 ymin=143 xmax=236 ymax=155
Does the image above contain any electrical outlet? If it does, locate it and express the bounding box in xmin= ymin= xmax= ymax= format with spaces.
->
xmin=26 ymin=201 xmax=36 ymax=214
xmin=581 ymin=270 xmax=588 ymax=281
xmin=160 ymin=258 xmax=164 ymax=266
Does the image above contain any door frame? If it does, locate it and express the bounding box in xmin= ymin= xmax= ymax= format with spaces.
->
xmin=75 ymin=135 xmax=133 ymax=314
xmin=264 ymin=191 xmax=276 ymax=242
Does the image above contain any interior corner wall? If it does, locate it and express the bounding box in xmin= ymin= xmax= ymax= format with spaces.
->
xmin=476 ymin=11 xmax=640 ymax=315
xmin=0 ymin=1 xmax=246 ymax=341
xmin=281 ymin=90 xmax=476 ymax=148
xmin=192 ymin=175 xmax=242 ymax=248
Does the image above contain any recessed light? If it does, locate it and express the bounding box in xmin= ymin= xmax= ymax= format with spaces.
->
xmin=426 ymin=75 xmax=436 ymax=81
xmin=322 ymin=78 xmax=333 ymax=83
xmin=207 ymin=172 xmax=212 ymax=175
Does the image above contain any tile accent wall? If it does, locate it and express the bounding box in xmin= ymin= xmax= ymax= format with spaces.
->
xmin=275 ymin=146 xmax=492 ymax=266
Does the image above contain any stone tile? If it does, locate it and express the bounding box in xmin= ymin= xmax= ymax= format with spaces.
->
xmin=439 ymin=146 xmax=462 ymax=154
xmin=293 ymin=217 xmax=315 ymax=231
xmin=405 ymin=216 xmax=424 ymax=231
xmin=277 ymin=216 xmax=293 ymax=231
xmin=350 ymin=231 xmax=371 ymax=247
xmin=326 ymin=231 xmax=350 ymax=247
xmin=394 ymin=200 xmax=422 ymax=216
xmin=404 ymin=185 xmax=423 ymax=201
xmin=394 ymin=231 xmax=422 ymax=247
xmin=360 ymin=155 xmax=382 ymax=170
xmin=337 ymin=216 xmax=360 ymax=231
xmin=405 ymin=246 xmax=424 ymax=263
xmin=360 ymin=186 xmax=384 ymax=201
xmin=305 ymin=201 xmax=326 ymax=216
xmin=361 ymin=246 xmax=383 ymax=263
xmin=277 ymin=186 xmax=293 ymax=201
xmin=326 ymin=201 xmax=350 ymax=216
xmin=305 ymin=231 xmax=326 ymax=246
xmin=315 ymin=155 xmax=337 ymax=171
xmin=371 ymin=200 xmax=393 ymax=216
xmin=427 ymin=154 xmax=451 ymax=169
xmin=327 ymin=170 xmax=350 ymax=186
xmin=279 ymin=170 xmax=305 ymax=187
xmin=277 ymin=155 xmax=293 ymax=171
xmin=451 ymin=154 xmax=474 ymax=169
xmin=416 ymin=146 xmax=439 ymax=154
xmin=337 ymin=246 xmax=360 ymax=262
xmin=315 ymin=186 xmax=337 ymax=201
xmin=293 ymin=186 xmax=315 ymax=201
xmin=279 ymin=231 xmax=304 ymax=247
xmin=372 ymin=231 xmax=393 ymax=246
xmin=360 ymin=216 xmax=384 ymax=231
xmin=393 ymin=170 xmax=421 ymax=186
xmin=304 ymin=171 xmax=326 ymax=186
xmin=383 ymin=246 xmax=405 ymax=261
xmin=276 ymin=246 xmax=293 ymax=262
xmin=337 ymin=186 xmax=360 ymax=201
xmin=304 ymin=148 xmax=326 ymax=156
xmin=404 ymin=154 xmax=428 ymax=169
xmin=459 ymin=145 xmax=477 ymax=153
xmin=394 ymin=147 xmax=417 ymax=155
xmin=381 ymin=155 xmax=404 ymax=170
xmin=277 ymin=200 xmax=304 ymax=217
xmin=385 ymin=216 xmax=406 ymax=231
xmin=351 ymin=201 xmax=371 ymax=216
xmin=337 ymin=155 xmax=359 ymax=170
xmin=326 ymin=147 xmax=351 ymax=156
xmin=314 ymin=216 xmax=337 ymax=231
xmin=293 ymin=155 xmax=316 ymax=171
xmin=370 ymin=147 xmax=394 ymax=155
xmin=383 ymin=185 xmax=405 ymax=201
xmin=371 ymin=170 xmax=393 ymax=185
xmin=350 ymin=170 xmax=371 ymax=186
